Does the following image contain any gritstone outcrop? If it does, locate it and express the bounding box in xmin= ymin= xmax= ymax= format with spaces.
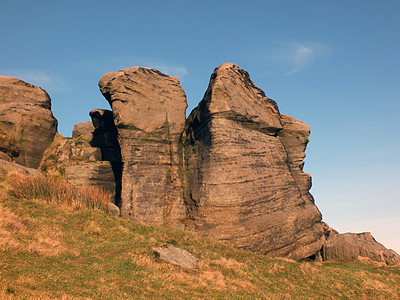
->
xmin=40 ymin=125 xmax=116 ymax=200
xmin=98 ymin=63 xmax=327 ymax=260
xmin=182 ymin=63 xmax=326 ymax=260
xmin=1 ymin=65 xmax=398 ymax=265
xmin=99 ymin=67 xmax=187 ymax=228
xmin=0 ymin=76 xmax=58 ymax=168
xmin=322 ymin=228 xmax=400 ymax=265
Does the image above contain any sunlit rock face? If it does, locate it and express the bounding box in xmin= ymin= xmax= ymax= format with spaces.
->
xmin=99 ymin=67 xmax=188 ymax=229
xmin=322 ymin=228 xmax=400 ymax=266
xmin=96 ymin=63 xmax=400 ymax=262
xmin=182 ymin=63 xmax=326 ymax=260
xmin=0 ymin=76 xmax=57 ymax=169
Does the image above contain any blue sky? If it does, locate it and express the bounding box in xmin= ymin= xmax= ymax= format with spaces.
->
xmin=1 ymin=0 xmax=399 ymax=253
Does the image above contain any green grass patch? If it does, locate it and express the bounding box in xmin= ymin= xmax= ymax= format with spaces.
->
xmin=1 ymin=177 xmax=399 ymax=299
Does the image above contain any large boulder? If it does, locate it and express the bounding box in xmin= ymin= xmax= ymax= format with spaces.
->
xmin=322 ymin=228 xmax=400 ymax=266
xmin=0 ymin=159 xmax=43 ymax=178
xmin=182 ymin=63 xmax=326 ymax=260
xmin=99 ymin=67 xmax=187 ymax=228
xmin=0 ymin=76 xmax=58 ymax=169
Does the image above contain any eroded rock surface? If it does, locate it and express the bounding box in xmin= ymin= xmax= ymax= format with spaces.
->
xmin=182 ymin=63 xmax=326 ymax=260
xmin=96 ymin=63 xmax=398 ymax=262
xmin=0 ymin=76 xmax=57 ymax=169
xmin=322 ymin=228 xmax=400 ymax=266
xmin=40 ymin=130 xmax=116 ymax=198
xmin=99 ymin=67 xmax=187 ymax=228
xmin=0 ymin=159 xmax=43 ymax=178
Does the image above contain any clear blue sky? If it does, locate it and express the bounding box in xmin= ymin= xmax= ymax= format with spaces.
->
xmin=1 ymin=0 xmax=399 ymax=253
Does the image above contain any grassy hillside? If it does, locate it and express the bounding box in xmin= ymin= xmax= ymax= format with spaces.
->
xmin=1 ymin=175 xmax=399 ymax=299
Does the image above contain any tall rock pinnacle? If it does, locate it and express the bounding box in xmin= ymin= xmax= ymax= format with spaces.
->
xmin=182 ymin=63 xmax=327 ymax=260
xmin=99 ymin=67 xmax=188 ymax=228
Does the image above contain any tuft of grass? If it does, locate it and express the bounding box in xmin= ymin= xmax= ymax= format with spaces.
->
xmin=8 ymin=175 xmax=111 ymax=213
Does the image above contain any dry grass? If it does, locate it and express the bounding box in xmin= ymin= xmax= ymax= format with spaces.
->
xmin=1 ymin=175 xmax=400 ymax=298
xmin=0 ymin=203 xmax=26 ymax=250
xmin=0 ymin=200 xmax=67 ymax=256
xmin=9 ymin=175 xmax=111 ymax=212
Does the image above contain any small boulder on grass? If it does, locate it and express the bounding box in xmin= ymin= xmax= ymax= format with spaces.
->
xmin=153 ymin=245 xmax=198 ymax=270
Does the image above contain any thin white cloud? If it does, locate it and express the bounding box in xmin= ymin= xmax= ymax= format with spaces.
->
xmin=286 ymin=43 xmax=317 ymax=75
xmin=152 ymin=64 xmax=188 ymax=78
xmin=263 ymin=42 xmax=330 ymax=75
xmin=0 ymin=69 xmax=72 ymax=92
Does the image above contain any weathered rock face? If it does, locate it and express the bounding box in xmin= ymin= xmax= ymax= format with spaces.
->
xmin=96 ymin=63 xmax=398 ymax=262
xmin=40 ymin=128 xmax=116 ymax=199
xmin=182 ymin=63 xmax=326 ymax=260
xmin=72 ymin=121 xmax=94 ymax=141
xmin=322 ymin=228 xmax=400 ymax=266
xmin=0 ymin=76 xmax=58 ymax=169
xmin=98 ymin=67 xmax=187 ymax=228
xmin=0 ymin=159 xmax=43 ymax=178
xmin=279 ymin=114 xmax=314 ymax=201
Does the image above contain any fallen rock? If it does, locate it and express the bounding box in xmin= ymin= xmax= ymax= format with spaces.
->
xmin=0 ymin=76 xmax=58 ymax=169
xmin=322 ymin=228 xmax=400 ymax=266
xmin=0 ymin=159 xmax=43 ymax=178
xmin=108 ymin=202 xmax=120 ymax=216
xmin=183 ymin=63 xmax=326 ymax=260
xmin=153 ymin=246 xmax=198 ymax=269
xmin=99 ymin=67 xmax=187 ymax=228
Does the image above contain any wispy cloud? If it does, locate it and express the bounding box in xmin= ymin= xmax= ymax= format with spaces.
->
xmin=263 ymin=42 xmax=330 ymax=75
xmin=0 ymin=69 xmax=72 ymax=92
xmin=151 ymin=64 xmax=188 ymax=78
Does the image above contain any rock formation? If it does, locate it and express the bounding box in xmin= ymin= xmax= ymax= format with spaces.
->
xmin=98 ymin=67 xmax=187 ymax=228
xmin=40 ymin=125 xmax=116 ymax=200
xmin=0 ymin=159 xmax=43 ymax=178
xmin=2 ymin=63 xmax=392 ymax=264
xmin=322 ymin=228 xmax=400 ymax=265
xmin=182 ymin=63 xmax=326 ymax=260
xmin=0 ymin=76 xmax=57 ymax=169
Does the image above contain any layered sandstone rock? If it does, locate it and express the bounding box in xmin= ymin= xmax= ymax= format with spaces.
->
xmin=40 ymin=128 xmax=116 ymax=198
xmin=96 ymin=63 xmax=398 ymax=262
xmin=0 ymin=76 xmax=58 ymax=169
xmin=72 ymin=121 xmax=94 ymax=141
xmin=322 ymin=228 xmax=400 ymax=266
xmin=98 ymin=67 xmax=187 ymax=228
xmin=278 ymin=114 xmax=314 ymax=201
xmin=0 ymin=159 xmax=43 ymax=178
xmin=182 ymin=63 xmax=326 ymax=260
